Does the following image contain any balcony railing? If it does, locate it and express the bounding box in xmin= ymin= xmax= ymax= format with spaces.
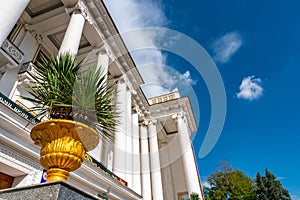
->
xmin=1 ymin=39 xmax=24 ymax=65
xmin=85 ymin=154 xmax=128 ymax=186
xmin=0 ymin=92 xmax=39 ymax=124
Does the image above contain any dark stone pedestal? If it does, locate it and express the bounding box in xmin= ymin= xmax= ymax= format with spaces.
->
xmin=0 ymin=181 xmax=99 ymax=200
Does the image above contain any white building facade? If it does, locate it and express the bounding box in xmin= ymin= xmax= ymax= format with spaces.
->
xmin=0 ymin=0 xmax=203 ymax=199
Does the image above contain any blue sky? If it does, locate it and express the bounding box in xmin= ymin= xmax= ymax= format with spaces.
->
xmin=104 ymin=0 xmax=300 ymax=198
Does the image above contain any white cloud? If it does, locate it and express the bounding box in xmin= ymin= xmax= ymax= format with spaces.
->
xmin=138 ymin=63 xmax=196 ymax=98
xmin=180 ymin=71 xmax=197 ymax=85
xmin=212 ymin=32 xmax=242 ymax=64
xmin=202 ymin=181 xmax=211 ymax=189
xmin=236 ymin=76 xmax=263 ymax=100
xmin=103 ymin=0 xmax=196 ymax=98
xmin=103 ymin=0 xmax=168 ymax=31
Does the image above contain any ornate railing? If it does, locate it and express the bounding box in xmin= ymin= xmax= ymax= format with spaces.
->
xmin=1 ymin=39 xmax=24 ymax=65
xmin=0 ymin=92 xmax=39 ymax=124
xmin=84 ymin=154 xmax=128 ymax=186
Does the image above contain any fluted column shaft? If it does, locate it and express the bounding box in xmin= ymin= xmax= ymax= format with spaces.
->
xmin=148 ymin=120 xmax=164 ymax=200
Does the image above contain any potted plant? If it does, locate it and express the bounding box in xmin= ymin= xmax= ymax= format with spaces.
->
xmin=22 ymin=53 xmax=117 ymax=182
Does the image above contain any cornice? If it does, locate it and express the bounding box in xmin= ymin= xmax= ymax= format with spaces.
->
xmin=0 ymin=142 xmax=41 ymax=171
xmin=148 ymin=96 xmax=197 ymax=133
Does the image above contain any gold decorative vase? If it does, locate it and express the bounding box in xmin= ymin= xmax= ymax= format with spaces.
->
xmin=30 ymin=119 xmax=99 ymax=182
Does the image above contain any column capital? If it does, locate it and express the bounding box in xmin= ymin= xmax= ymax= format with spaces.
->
xmin=140 ymin=119 xmax=149 ymax=127
xmin=132 ymin=104 xmax=143 ymax=116
xmin=148 ymin=119 xmax=158 ymax=126
xmin=65 ymin=2 xmax=93 ymax=24
xmin=95 ymin=45 xmax=108 ymax=55
xmin=171 ymin=112 xmax=186 ymax=120
xmin=117 ymin=77 xmax=126 ymax=84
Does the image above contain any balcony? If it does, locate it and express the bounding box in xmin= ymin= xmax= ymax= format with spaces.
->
xmin=0 ymin=39 xmax=24 ymax=67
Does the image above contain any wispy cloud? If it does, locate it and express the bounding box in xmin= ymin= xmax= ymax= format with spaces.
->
xmin=202 ymin=181 xmax=211 ymax=189
xmin=212 ymin=32 xmax=242 ymax=64
xmin=103 ymin=0 xmax=196 ymax=97
xmin=103 ymin=0 xmax=168 ymax=30
xmin=236 ymin=76 xmax=263 ymax=100
xmin=291 ymin=195 xmax=300 ymax=200
xmin=139 ymin=62 xmax=197 ymax=97
xmin=180 ymin=71 xmax=197 ymax=85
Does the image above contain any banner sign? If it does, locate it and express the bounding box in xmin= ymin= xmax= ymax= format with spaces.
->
xmin=84 ymin=154 xmax=127 ymax=186
xmin=40 ymin=169 xmax=47 ymax=183
xmin=0 ymin=92 xmax=39 ymax=124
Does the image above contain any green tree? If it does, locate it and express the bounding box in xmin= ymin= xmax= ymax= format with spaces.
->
xmin=255 ymin=169 xmax=291 ymax=200
xmin=204 ymin=162 xmax=255 ymax=200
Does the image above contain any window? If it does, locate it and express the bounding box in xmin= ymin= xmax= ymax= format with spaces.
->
xmin=178 ymin=192 xmax=189 ymax=200
xmin=33 ymin=46 xmax=50 ymax=64
xmin=7 ymin=21 xmax=22 ymax=42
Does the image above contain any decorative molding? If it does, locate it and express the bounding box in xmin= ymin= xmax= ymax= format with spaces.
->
xmin=24 ymin=23 xmax=43 ymax=43
xmin=1 ymin=39 xmax=24 ymax=65
xmin=0 ymin=142 xmax=42 ymax=172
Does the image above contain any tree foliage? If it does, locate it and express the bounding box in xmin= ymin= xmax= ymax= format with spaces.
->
xmin=204 ymin=162 xmax=255 ymax=200
xmin=204 ymin=162 xmax=291 ymax=200
xmin=255 ymin=169 xmax=291 ymax=200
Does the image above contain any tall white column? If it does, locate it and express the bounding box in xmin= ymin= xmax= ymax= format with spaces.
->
xmin=113 ymin=79 xmax=127 ymax=180
xmin=96 ymin=48 xmax=109 ymax=81
xmin=59 ymin=10 xmax=85 ymax=55
xmin=88 ymin=48 xmax=110 ymax=163
xmin=0 ymin=0 xmax=30 ymax=46
xmin=140 ymin=123 xmax=152 ymax=200
xmin=132 ymin=111 xmax=141 ymax=194
xmin=176 ymin=113 xmax=202 ymax=196
xmin=125 ymin=89 xmax=133 ymax=187
xmin=148 ymin=120 xmax=164 ymax=200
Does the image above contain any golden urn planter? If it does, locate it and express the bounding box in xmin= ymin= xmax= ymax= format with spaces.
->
xmin=30 ymin=119 xmax=99 ymax=182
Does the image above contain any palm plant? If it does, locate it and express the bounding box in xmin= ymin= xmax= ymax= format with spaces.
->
xmin=22 ymin=53 xmax=117 ymax=141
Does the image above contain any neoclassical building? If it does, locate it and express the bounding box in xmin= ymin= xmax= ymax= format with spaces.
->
xmin=0 ymin=0 xmax=203 ymax=199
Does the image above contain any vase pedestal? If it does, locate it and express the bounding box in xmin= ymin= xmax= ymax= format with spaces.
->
xmin=0 ymin=181 xmax=98 ymax=200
